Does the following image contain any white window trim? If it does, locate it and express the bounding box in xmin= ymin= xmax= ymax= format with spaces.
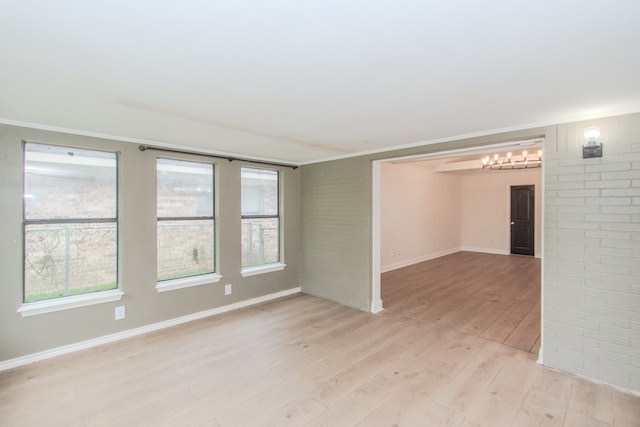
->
xmin=156 ymin=273 xmax=222 ymax=293
xmin=17 ymin=289 xmax=124 ymax=317
xmin=241 ymin=263 xmax=286 ymax=277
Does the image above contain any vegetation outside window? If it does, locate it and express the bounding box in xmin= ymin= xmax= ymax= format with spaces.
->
xmin=157 ymin=158 xmax=215 ymax=281
xmin=23 ymin=143 xmax=118 ymax=302
xmin=241 ymin=168 xmax=279 ymax=268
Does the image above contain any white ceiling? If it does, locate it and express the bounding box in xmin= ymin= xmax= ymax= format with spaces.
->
xmin=1 ymin=1 xmax=639 ymax=164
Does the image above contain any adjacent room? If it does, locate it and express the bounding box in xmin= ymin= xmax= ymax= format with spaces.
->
xmin=378 ymin=146 xmax=543 ymax=354
xmin=1 ymin=2 xmax=639 ymax=426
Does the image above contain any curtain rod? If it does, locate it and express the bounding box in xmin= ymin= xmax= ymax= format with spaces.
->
xmin=138 ymin=144 xmax=298 ymax=170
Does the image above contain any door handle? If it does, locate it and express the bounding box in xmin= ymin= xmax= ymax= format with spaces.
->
xmin=510 ymin=222 xmax=515 ymax=225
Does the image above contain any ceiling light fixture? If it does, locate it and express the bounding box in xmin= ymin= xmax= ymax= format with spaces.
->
xmin=482 ymin=149 xmax=542 ymax=170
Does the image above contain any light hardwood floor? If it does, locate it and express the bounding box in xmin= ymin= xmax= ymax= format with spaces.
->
xmin=382 ymin=251 xmax=542 ymax=354
xmin=1 ymin=252 xmax=639 ymax=426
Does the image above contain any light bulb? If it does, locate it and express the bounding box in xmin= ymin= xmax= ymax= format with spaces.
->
xmin=584 ymin=127 xmax=600 ymax=145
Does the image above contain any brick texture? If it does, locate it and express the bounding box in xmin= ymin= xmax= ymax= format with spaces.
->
xmin=543 ymin=114 xmax=640 ymax=392
xmin=300 ymin=158 xmax=372 ymax=311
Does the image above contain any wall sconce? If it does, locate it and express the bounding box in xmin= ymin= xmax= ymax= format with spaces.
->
xmin=583 ymin=127 xmax=603 ymax=159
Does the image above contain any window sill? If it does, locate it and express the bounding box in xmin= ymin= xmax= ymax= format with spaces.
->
xmin=156 ymin=273 xmax=222 ymax=293
xmin=17 ymin=289 xmax=124 ymax=317
xmin=241 ymin=263 xmax=287 ymax=277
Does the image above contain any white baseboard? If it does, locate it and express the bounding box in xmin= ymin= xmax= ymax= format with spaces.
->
xmin=461 ymin=247 xmax=542 ymax=258
xmin=370 ymin=298 xmax=384 ymax=313
xmin=0 ymin=287 xmax=301 ymax=372
xmin=460 ymin=246 xmax=510 ymax=256
xmin=536 ymin=345 xmax=543 ymax=365
xmin=381 ymin=247 xmax=460 ymax=273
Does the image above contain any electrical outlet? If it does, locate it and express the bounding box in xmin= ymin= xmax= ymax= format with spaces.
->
xmin=115 ymin=305 xmax=126 ymax=320
xmin=225 ymin=284 xmax=232 ymax=295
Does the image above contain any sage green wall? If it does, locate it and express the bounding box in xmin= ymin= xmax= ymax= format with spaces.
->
xmin=0 ymin=124 xmax=300 ymax=362
xmin=300 ymin=157 xmax=373 ymax=311
xmin=300 ymin=127 xmax=544 ymax=311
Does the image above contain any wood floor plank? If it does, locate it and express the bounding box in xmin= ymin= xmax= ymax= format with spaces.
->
xmin=504 ymin=300 xmax=542 ymax=352
xmin=458 ymin=298 xmax=513 ymax=337
xmin=304 ymin=374 xmax=401 ymax=427
xmin=433 ymin=333 xmax=485 ymax=368
xmin=568 ymin=377 xmax=615 ymax=425
xmin=480 ymin=300 xmax=535 ymax=342
xmin=190 ymin=370 xmax=286 ymax=412
xmin=524 ymin=366 xmax=574 ymax=407
xmin=564 ymin=410 xmax=612 ymax=427
xmin=612 ymin=389 xmax=640 ymax=427
xmin=261 ymin=395 xmax=328 ymax=427
xmin=513 ymin=398 xmax=566 ymax=427
xmin=270 ymin=315 xmax=406 ymax=381
xmin=460 ymin=381 xmax=526 ymax=427
xmin=435 ymin=340 xmax=515 ymax=413
xmin=356 ymin=360 xmax=459 ymax=427
xmin=409 ymin=400 xmax=466 ymax=427
xmin=214 ymin=377 xmax=314 ymax=426
xmin=489 ymin=349 xmax=540 ymax=394
xmin=309 ymin=342 xmax=410 ymax=407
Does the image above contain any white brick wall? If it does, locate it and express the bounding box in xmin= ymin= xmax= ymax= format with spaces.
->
xmin=543 ymin=113 xmax=640 ymax=392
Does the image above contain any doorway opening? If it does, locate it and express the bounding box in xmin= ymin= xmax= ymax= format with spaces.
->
xmin=371 ymin=138 xmax=544 ymax=361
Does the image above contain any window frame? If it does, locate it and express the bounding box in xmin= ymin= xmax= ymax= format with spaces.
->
xmin=18 ymin=141 xmax=123 ymax=317
xmin=155 ymin=156 xmax=221 ymax=292
xmin=240 ymin=167 xmax=286 ymax=276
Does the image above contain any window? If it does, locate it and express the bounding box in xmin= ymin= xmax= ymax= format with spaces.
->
xmin=157 ymin=158 xmax=215 ymax=283
xmin=23 ymin=143 xmax=118 ymax=303
xmin=241 ymin=168 xmax=281 ymax=271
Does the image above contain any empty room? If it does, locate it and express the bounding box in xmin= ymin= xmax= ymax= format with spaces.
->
xmin=1 ymin=2 xmax=640 ymax=426
xmin=378 ymin=150 xmax=543 ymax=352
